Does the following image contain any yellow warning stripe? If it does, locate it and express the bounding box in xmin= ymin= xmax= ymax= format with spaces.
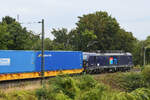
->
xmin=0 ymin=69 xmax=83 ymax=81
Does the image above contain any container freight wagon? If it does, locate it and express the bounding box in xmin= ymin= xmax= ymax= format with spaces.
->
xmin=35 ymin=51 xmax=83 ymax=77
xmin=0 ymin=50 xmax=83 ymax=81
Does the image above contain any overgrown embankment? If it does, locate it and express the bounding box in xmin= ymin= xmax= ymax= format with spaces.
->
xmin=0 ymin=65 xmax=150 ymax=100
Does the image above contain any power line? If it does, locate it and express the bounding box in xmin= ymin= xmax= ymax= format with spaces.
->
xmin=20 ymin=21 xmax=41 ymax=25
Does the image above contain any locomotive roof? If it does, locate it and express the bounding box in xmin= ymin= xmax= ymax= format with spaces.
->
xmin=83 ymin=52 xmax=132 ymax=56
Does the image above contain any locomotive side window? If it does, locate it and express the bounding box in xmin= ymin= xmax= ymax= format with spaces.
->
xmin=88 ymin=56 xmax=97 ymax=66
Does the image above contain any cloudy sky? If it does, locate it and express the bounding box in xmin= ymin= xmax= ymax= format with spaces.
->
xmin=0 ymin=0 xmax=149 ymax=40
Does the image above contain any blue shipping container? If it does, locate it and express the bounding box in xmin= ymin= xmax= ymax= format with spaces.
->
xmin=0 ymin=50 xmax=35 ymax=74
xmin=35 ymin=51 xmax=83 ymax=71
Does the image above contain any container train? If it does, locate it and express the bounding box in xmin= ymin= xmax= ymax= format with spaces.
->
xmin=0 ymin=50 xmax=133 ymax=81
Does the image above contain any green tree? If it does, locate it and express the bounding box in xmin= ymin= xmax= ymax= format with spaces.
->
xmin=0 ymin=16 xmax=40 ymax=50
xmin=75 ymin=11 xmax=136 ymax=52
xmin=66 ymin=29 xmax=97 ymax=51
xmin=0 ymin=23 xmax=11 ymax=49
xmin=51 ymin=28 xmax=73 ymax=50
xmin=52 ymin=28 xmax=68 ymax=44
xmin=132 ymin=40 xmax=143 ymax=65
xmin=44 ymin=38 xmax=53 ymax=50
xmin=77 ymin=29 xmax=97 ymax=51
xmin=142 ymin=36 xmax=150 ymax=65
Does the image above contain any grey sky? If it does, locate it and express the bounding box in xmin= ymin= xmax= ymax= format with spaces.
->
xmin=0 ymin=0 xmax=149 ymax=40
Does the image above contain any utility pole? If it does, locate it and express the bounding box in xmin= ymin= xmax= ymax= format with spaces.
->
xmin=21 ymin=19 xmax=45 ymax=85
xmin=39 ymin=19 xmax=45 ymax=85
xmin=17 ymin=14 xmax=19 ymax=22
xmin=144 ymin=47 xmax=146 ymax=66
xmin=41 ymin=19 xmax=45 ymax=85
xmin=143 ymin=46 xmax=150 ymax=66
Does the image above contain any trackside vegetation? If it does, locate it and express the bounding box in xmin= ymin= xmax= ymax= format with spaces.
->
xmin=0 ymin=65 xmax=150 ymax=100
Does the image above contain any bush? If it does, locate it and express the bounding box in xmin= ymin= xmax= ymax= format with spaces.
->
xmin=36 ymin=75 xmax=80 ymax=100
xmin=36 ymin=75 xmax=108 ymax=100
xmin=111 ymin=88 xmax=150 ymax=100
xmin=118 ymin=72 xmax=146 ymax=92
xmin=112 ymin=92 xmax=135 ymax=100
xmin=102 ymin=66 xmax=150 ymax=92
xmin=131 ymin=88 xmax=150 ymax=100
xmin=76 ymin=75 xmax=99 ymax=90
xmin=49 ymin=76 xmax=80 ymax=99
xmin=142 ymin=65 xmax=150 ymax=87
xmin=36 ymin=87 xmax=51 ymax=100
xmin=80 ymin=88 xmax=102 ymax=100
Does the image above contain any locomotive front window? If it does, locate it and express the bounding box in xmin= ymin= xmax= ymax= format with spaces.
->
xmin=83 ymin=55 xmax=88 ymax=61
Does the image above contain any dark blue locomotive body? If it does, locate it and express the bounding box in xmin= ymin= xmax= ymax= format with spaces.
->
xmin=83 ymin=52 xmax=133 ymax=73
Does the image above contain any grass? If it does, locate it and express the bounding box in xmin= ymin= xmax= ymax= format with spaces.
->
xmin=0 ymin=90 xmax=37 ymax=100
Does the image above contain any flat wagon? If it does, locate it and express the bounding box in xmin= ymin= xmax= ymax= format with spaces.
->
xmin=0 ymin=50 xmax=83 ymax=81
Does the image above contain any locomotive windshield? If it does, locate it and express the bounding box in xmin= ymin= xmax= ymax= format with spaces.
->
xmin=83 ymin=55 xmax=88 ymax=61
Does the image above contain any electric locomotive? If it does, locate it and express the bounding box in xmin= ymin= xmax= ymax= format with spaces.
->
xmin=83 ymin=51 xmax=133 ymax=73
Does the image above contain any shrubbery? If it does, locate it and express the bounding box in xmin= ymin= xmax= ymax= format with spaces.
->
xmin=142 ymin=65 xmax=150 ymax=86
xmin=116 ymin=65 xmax=150 ymax=92
xmin=112 ymin=88 xmax=150 ymax=100
xmin=118 ymin=72 xmax=146 ymax=92
xmin=36 ymin=69 xmax=150 ymax=100
xmin=1 ymin=66 xmax=150 ymax=100
xmin=36 ymin=75 xmax=108 ymax=100
xmin=97 ymin=65 xmax=150 ymax=92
